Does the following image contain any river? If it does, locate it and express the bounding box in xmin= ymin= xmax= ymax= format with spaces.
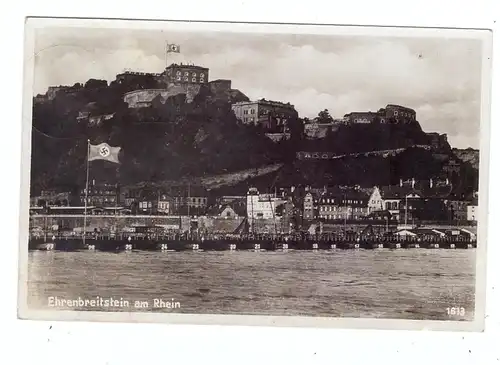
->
xmin=26 ymin=249 xmax=476 ymax=320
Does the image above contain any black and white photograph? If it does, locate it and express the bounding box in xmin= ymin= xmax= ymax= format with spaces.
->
xmin=18 ymin=17 xmax=492 ymax=331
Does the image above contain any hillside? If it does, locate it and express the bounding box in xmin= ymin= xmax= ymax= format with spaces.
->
xmin=453 ymin=148 xmax=479 ymax=170
xmin=30 ymin=81 xmax=285 ymax=195
xmin=210 ymin=145 xmax=477 ymax=197
xmin=31 ymin=75 xmax=478 ymax=197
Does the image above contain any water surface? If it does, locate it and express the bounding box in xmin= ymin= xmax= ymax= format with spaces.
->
xmin=27 ymin=249 xmax=476 ymax=320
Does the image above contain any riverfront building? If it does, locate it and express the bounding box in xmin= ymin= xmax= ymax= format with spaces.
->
xmin=467 ymin=199 xmax=478 ymax=221
xmin=80 ymin=181 xmax=120 ymax=207
xmin=246 ymin=187 xmax=286 ymax=219
xmin=317 ymin=187 xmax=370 ymax=221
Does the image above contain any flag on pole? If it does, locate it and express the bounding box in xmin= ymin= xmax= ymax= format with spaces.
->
xmin=167 ymin=43 xmax=181 ymax=53
xmin=88 ymin=142 xmax=121 ymax=164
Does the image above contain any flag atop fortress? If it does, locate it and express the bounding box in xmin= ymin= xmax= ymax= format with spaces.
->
xmin=167 ymin=43 xmax=181 ymax=53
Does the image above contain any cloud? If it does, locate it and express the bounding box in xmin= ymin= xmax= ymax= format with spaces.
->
xmin=32 ymin=29 xmax=484 ymax=148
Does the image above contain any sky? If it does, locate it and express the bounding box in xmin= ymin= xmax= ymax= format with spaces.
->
xmin=32 ymin=26 xmax=486 ymax=149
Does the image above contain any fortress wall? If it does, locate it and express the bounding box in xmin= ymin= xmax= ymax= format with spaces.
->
xmin=123 ymin=83 xmax=202 ymax=108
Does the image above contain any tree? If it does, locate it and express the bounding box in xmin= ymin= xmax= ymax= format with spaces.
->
xmin=287 ymin=117 xmax=305 ymax=142
xmin=316 ymin=109 xmax=334 ymax=124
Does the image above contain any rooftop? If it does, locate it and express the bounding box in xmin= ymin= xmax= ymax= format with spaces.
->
xmin=166 ymin=63 xmax=209 ymax=70
xmin=233 ymin=99 xmax=295 ymax=108
xmin=386 ymin=104 xmax=416 ymax=113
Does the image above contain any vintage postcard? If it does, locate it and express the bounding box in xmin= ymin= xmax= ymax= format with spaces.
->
xmin=18 ymin=17 xmax=492 ymax=331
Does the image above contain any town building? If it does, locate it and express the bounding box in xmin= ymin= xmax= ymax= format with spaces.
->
xmin=317 ymin=187 xmax=370 ymax=221
xmin=303 ymin=191 xmax=316 ymax=220
xmin=368 ymin=178 xmax=456 ymax=223
xmin=137 ymin=191 xmax=175 ymax=215
xmin=467 ymin=199 xmax=478 ymax=221
xmin=80 ymin=181 xmax=120 ymax=207
xmin=367 ymin=186 xmax=384 ymax=213
xmin=445 ymin=199 xmax=469 ymax=222
xmin=138 ymin=199 xmax=158 ymax=214
xmin=207 ymin=202 xmax=246 ymax=219
xmin=231 ymin=99 xmax=298 ymax=130
xmin=157 ymin=196 xmax=171 ymax=215
xmin=368 ymin=180 xmax=423 ymax=222
xmin=119 ymin=187 xmax=142 ymax=210
xmin=216 ymin=195 xmax=246 ymax=205
xmin=31 ymin=190 xmax=71 ymax=207
xmin=246 ymin=187 xmax=286 ymax=219
xmin=277 ymin=197 xmax=296 ymax=233
xmin=166 ymin=185 xmax=209 ymax=216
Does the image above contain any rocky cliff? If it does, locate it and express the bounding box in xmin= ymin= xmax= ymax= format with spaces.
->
xmin=453 ymin=148 xmax=479 ymax=170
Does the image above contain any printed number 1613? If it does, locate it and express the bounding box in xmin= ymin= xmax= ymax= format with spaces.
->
xmin=447 ymin=307 xmax=465 ymax=316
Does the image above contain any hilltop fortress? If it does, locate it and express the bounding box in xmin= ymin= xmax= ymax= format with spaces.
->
xmin=119 ymin=63 xmax=247 ymax=108
xmin=33 ymin=61 xmax=450 ymax=154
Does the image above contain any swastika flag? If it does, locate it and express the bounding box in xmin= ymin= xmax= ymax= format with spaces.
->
xmin=88 ymin=142 xmax=121 ymax=164
xmin=167 ymin=43 xmax=181 ymax=53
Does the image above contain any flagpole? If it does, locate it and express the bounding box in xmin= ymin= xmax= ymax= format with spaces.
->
xmin=83 ymin=139 xmax=90 ymax=244
xmin=165 ymin=41 xmax=168 ymax=69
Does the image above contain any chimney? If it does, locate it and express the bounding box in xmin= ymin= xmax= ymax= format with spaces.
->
xmin=399 ymin=179 xmax=403 ymax=187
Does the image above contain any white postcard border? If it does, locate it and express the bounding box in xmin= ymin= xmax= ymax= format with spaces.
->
xmin=17 ymin=17 xmax=493 ymax=333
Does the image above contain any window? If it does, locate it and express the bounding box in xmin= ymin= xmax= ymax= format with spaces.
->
xmin=394 ymin=110 xmax=399 ymax=116
xmin=200 ymin=73 xmax=205 ymax=79
xmin=192 ymin=72 xmax=197 ymax=78
xmin=251 ymin=109 xmax=255 ymax=114
xmin=184 ymin=71 xmax=189 ymax=76
xmin=183 ymin=76 xmax=189 ymax=81
xmin=192 ymin=77 xmax=197 ymax=82
xmin=176 ymin=76 xmax=181 ymax=81
xmin=176 ymin=71 xmax=181 ymax=76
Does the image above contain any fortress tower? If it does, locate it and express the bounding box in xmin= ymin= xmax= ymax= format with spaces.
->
xmin=160 ymin=63 xmax=209 ymax=86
